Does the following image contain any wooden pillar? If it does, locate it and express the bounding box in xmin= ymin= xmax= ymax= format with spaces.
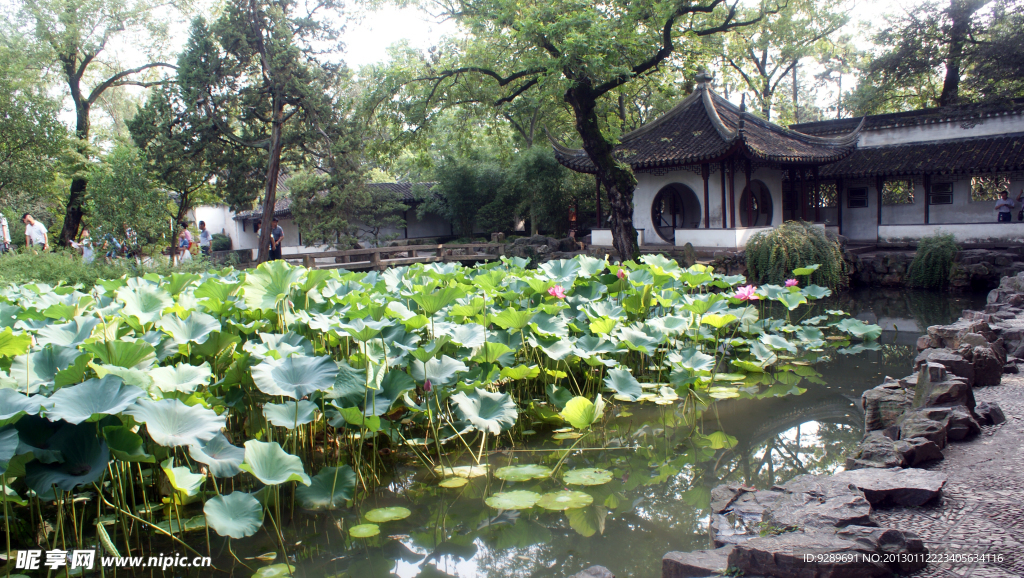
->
xmin=923 ymin=174 xmax=931 ymax=224
xmin=813 ymin=166 xmax=821 ymax=223
xmin=876 ymin=175 xmax=885 ymax=230
xmin=371 ymin=250 xmax=381 ymax=271
xmin=788 ymin=167 xmax=796 ymax=221
xmin=728 ymin=158 xmax=737 ymax=229
xmin=836 ymin=177 xmax=844 ymax=235
xmin=800 ymin=168 xmax=808 ymax=221
xmin=720 ymin=161 xmax=728 ymax=229
xmin=702 ymin=163 xmax=710 ymax=229
xmin=595 ymin=176 xmax=602 ymax=226
xmin=744 ymin=158 xmax=753 ymax=227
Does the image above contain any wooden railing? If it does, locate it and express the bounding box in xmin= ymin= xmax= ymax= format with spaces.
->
xmin=282 ymin=243 xmax=505 ymax=271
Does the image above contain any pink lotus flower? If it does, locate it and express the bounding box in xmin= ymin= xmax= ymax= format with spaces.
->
xmin=785 ymin=279 xmax=798 ymax=287
xmin=616 ymin=268 xmax=626 ymax=279
xmin=424 ymin=379 xmax=432 ymax=393
xmin=733 ymin=285 xmax=759 ymax=301
xmin=548 ymin=285 xmax=566 ymax=299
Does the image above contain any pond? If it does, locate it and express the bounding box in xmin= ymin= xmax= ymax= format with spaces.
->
xmin=220 ymin=288 xmax=983 ymax=578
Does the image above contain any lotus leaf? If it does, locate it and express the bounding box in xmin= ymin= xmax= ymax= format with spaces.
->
xmin=189 ymin=433 xmax=245 ymax=478
xmin=364 ymin=506 xmax=410 ymax=523
xmin=349 ymin=524 xmax=380 ymax=538
xmin=25 ymin=422 xmax=109 ymax=493
xmin=499 ymin=365 xmax=540 ymax=380
xmin=433 ymin=464 xmax=489 ymax=478
xmin=560 ymin=395 xmax=604 ymax=429
xmin=263 ymin=400 xmax=318 ymax=428
xmin=494 ymin=464 xmax=552 ymax=482
xmin=563 ymin=468 xmax=613 ymax=486
xmin=80 ymin=339 xmax=156 ymax=369
xmin=451 ymin=388 xmax=517 ymax=435
xmin=706 ymin=431 xmax=738 ymax=449
xmin=157 ymin=312 xmax=220 ymax=345
xmin=251 ymin=355 xmax=339 ymax=399
xmin=204 ymin=492 xmax=263 ymax=538
xmin=296 ymin=466 xmax=357 ymax=510
xmin=117 ymin=285 xmax=172 ymax=324
xmin=125 ymin=398 xmax=226 ymax=447
xmin=438 ymin=477 xmax=467 ymax=488
xmin=0 ymin=389 xmax=46 ymax=427
xmin=536 ymin=490 xmax=593 ymax=511
xmin=103 ymin=426 xmax=154 ymax=463
xmin=410 ymin=355 xmax=468 ymax=386
xmin=485 ymin=490 xmax=541 ymax=510
xmin=240 ymin=440 xmax=311 ymax=486
xmin=9 ymin=345 xmax=85 ymax=390
xmin=567 ymin=505 xmax=608 ymax=538
xmin=45 ymin=376 xmax=144 ymax=424
xmin=161 ymin=458 xmax=205 ymax=497
xmin=603 ymin=368 xmax=642 ymax=401
xmin=241 ymin=261 xmax=306 ymax=311
xmin=149 ymin=363 xmax=213 ymax=395
xmin=0 ymin=427 xmax=19 ymax=475
xmin=34 ymin=317 xmax=99 ymax=348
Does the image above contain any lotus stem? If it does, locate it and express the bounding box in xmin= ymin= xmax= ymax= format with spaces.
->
xmin=95 ymin=493 xmax=204 ymax=558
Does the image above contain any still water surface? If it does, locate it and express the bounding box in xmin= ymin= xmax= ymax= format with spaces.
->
xmin=225 ymin=289 xmax=983 ymax=578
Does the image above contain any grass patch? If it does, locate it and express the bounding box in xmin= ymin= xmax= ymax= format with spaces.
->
xmin=0 ymin=249 xmax=211 ymax=287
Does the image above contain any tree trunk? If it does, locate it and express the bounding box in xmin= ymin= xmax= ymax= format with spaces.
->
xmin=564 ymin=83 xmax=639 ymax=261
xmin=59 ymin=76 xmax=90 ymax=247
xmin=939 ymin=0 xmax=974 ymax=106
xmin=791 ymin=63 xmax=799 ymax=123
xmin=256 ymin=98 xmax=285 ymax=264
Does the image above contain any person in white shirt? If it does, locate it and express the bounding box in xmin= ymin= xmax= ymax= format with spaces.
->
xmin=21 ymin=213 xmax=49 ymax=251
xmin=198 ymin=221 xmax=212 ymax=256
xmin=0 ymin=214 xmax=10 ymax=253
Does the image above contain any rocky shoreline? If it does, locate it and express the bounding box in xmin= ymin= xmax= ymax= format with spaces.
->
xmin=654 ymin=273 xmax=1024 ymax=578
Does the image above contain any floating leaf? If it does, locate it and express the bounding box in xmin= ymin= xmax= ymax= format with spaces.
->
xmin=485 ymin=490 xmax=541 ymax=510
xmin=364 ymin=506 xmax=411 ymax=523
xmin=438 ymin=478 xmax=467 ymax=488
xmin=433 ymin=464 xmax=489 ymax=478
xmin=563 ymin=468 xmax=613 ymax=486
xmin=536 ymin=491 xmax=593 ymax=511
xmin=349 ymin=524 xmax=380 ymax=538
xmin=494 ymin=464 xmax=552 ymax=482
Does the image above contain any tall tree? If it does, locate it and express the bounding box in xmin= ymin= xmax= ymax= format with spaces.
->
xmin=414 ymin=0 xmax=766 ymax=259
xmin=720 ymin=0 xmax=849 ymax=121
xmin=20 ymin=0 xmax=175 ymax=246
xmin=182 ymin=0 xmax=354 ymax=262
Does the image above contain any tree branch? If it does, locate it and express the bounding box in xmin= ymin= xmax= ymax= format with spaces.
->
xmin=87 ymin=63 xmax=178 ymax=105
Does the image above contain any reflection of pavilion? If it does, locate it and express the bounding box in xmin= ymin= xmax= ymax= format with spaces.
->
xmin=555 ymin=70 xmax=1024 ymax=249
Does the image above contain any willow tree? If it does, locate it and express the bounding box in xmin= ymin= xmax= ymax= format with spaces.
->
xmin=181 ymin=0 xmax=355 ymax=262
xmin=20 ymin=0 xmax=174 ymax=246
xmin=414 ymin=0 xmax=767 ymax=259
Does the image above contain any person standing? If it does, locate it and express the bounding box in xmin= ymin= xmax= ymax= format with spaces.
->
xmin=198 ymin=221 xmax=212 ymax=257
xmin=270 ymin=217 xmax=284 ymax=261
xmin=0 ymin=214 xmax=10 ymax=253
xmin=22 ymin=213 xmax=49 ymax=252
xmin=178 ymin=229 xmax=192 ymax=262
xmin=73 ymin=228 xmax=95 ymax=263
xmin=995 ymin=191 xmax=1016 ymax=222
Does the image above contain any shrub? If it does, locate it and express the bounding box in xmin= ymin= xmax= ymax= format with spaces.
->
xmin=212 ymin=233 xmax=232 ymax=252
xmin=746 ymin=220 xmax=848 ymax=289
xmin=0 ymin=249 xmax=211 ymax=288
xmin=908 ymin=233 xmax=959 ymax=289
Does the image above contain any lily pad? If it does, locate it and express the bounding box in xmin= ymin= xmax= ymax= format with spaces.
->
xmin=364 ymin=506 xmax=411 ymax=523
xmin=552 ymin=432 xmax=583 ymax=440
xmin=494 ymin=464 xmax=552 ymax=482
xmin=438 ymin=477 xmax=467 ymax=488
xmin=204 ymin=492 xmax=263 ymax=539
xmin=433 ymin=464 xmax=489 ymax=478
xmin=349 ymin=524 xmax=380 ymax=538
xmin=536 ymin=490 xmax=593 ymax=511
xmin=563 ymin=468 xmax=613 ymax=486
xmin=485 ymin=490 xmax=541 ymax=510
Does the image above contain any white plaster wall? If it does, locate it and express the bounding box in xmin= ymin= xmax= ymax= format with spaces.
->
xmin=879 ymin=223 xmax=1024 ymax=244
xmin=928 ymin=176 xmax=1005 ymax=224
xmin=405 ymin=210 xmax=452 ymax=239
xmin=858 ymin=115 xmax=1024 ymax=147
xmin=840 ymin=178 xmax=878 ymax=242
xmin=633 ymin=165 xmax=784 ymax=245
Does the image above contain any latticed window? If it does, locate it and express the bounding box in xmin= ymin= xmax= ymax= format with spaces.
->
xmin=817 ymin=183 xmax=838 ymax=208
xmin=882 ymin=180 xmax=914 ymax=205
xmin=971 ymin=175 xmax=1011 ymax=202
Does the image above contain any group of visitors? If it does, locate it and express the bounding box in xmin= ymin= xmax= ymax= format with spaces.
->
xmin=995 ymin=191 xmax=1024 ymax=222
xmin=176 ymin=221 xmax=213 ymax=262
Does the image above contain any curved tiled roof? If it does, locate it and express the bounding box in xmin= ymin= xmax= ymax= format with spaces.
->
xmin=553 ymin=82 xmax=862 ymax=174
xmin=790 ymin=98 xmax=1024 ymax=136
xmin=818 ymin=133 xmax=1024 ymax=179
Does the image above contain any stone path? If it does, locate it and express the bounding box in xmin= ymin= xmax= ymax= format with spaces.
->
xmin=872 ymin=376 xmax=1024 ymax=578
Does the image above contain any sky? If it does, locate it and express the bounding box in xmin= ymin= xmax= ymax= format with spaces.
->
xmin=341 ymin=5 xmax=458 ymax=70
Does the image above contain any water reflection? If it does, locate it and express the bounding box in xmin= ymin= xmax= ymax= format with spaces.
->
xmin=217 ymin=290 xmax=979 ymax=577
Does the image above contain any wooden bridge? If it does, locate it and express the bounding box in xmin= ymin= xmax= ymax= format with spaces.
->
xmin=283 ymin=243 xmax=505 ymax=271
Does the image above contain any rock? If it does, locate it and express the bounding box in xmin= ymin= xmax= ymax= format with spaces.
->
xmin=971 ymin=345 xmax=1003 ymax=386
xmin=728 ymin=529 xmax=894 ymax=578
xmin=927 ymin=320 xmax=992 ymax=349
xmin=974 ymin=401 xmax=1006 ymax=426
xmin=570 ymin=566 xmax=614 ymax=578
xmin=710 ymin=484 xmax=755 ymax=514
xmin=914 ymin=349 xmax=974 ymax=387
xmin=958 ymin=332 xmax=990 ymax=348
xmin=834 ymin=526 xmax=928 ymax=574
xmin=767 ymin=475 xmax=873 ymax=529
xmin=944 ymin=405 xmax=981 ymax=441
xmin=861 ymin=384 xmax=912 ymax=431
xmin=662 ymin=546 xmax=733 ymax=578
xmin=898 ymin=411 xmax=948 ymax=449
xmin=915 ymin=335 xmax=933 ymax=351
xmin=901 ymin=437 xmax=944 ymax=467
xmin=846 ymin=431 xmax=908 ymax=470
xmin=1003 ymin=362 xmax=1019 ymax=374
xmin=680 ymin=243 xmax=696 ymax=267
xmin=831 ymin=468 xmax=947 ymax=507
xmin=914 ymin=374 xmax=974 ymax=410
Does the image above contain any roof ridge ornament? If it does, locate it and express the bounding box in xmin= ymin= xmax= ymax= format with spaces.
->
xmin=694 ymin=69 xmax=714 ymax=86
xmin=702 ymin=81 xmax=738 ymax=142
